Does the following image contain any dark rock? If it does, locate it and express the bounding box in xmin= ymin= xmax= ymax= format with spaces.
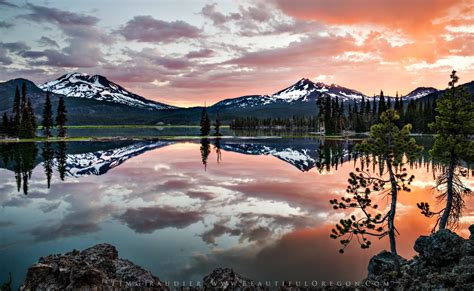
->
xmin=470 ymin=225 xmax=474 ymax=240
xmin=20 ymin=243 xmax=166 ymax=290
xmin=414 ymin=229 xmax=464 ymax=267
xmin=203 ymin=268 xmax=254 ymax=290
xmin=364 ymin=225 xmax=474 ymax=289
xmin=367 ymin=250 xmax=407 ymax=277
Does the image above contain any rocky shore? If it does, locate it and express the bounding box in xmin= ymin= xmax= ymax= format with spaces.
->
xmin=366 ymin=225 xmax=474 ymax=289
xmin=20 ymin=225 xmax=474 ymax=290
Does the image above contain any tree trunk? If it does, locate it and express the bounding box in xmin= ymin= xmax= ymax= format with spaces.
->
xmin=386 ymin=160 xmax=398 ymax=255
xmin=439 ymin=153 xmax=456 ymax=230
xmin=386 ymin=158 xmax=400 ymax=273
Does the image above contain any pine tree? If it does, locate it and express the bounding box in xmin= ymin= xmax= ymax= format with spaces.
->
xmin=42 ymin=91 xmax=53 ymax=138
xmin=214 ymin=111 xmax=222 ymax=136
xmin=12 ymin=86 xmax=21 ymax=136
xmin=200 ymin=106 xmax=211 ymax=136
xmin=42 ymin=142 xmax=54 ymax=188
xmin=18 ymin=84 xmax=36 ymax=139
xmin=1 ymin=113 xmax=9 ymax=135
xmin=200 ymin=138 xmax=210 ymax=170
xmin=417 ymin=71 xmax=473 ymax=230
xmin=56 ymin=141 xmax=67 ymax=180
xmin=56 ymin=97 xmax=68 ymax=138
xmin=330 ymin=109 xmax=422 ymax=259
xmin=378 ymin=90 xmax=386 ymax=118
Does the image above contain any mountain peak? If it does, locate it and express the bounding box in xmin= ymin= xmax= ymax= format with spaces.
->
xmin=40 ymin=73 xmax=176 ymax=110
xmin=405 ymin=87 xmax=437 ymax=99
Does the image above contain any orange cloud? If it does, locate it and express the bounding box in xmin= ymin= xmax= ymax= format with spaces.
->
xmin=273 ymin=0 xmax=463 ymax=36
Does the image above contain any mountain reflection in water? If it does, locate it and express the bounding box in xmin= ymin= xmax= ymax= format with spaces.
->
xmin=0 ymin=138 xmax=472 ymax=289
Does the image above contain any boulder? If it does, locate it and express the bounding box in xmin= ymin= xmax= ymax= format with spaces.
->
xmin=367 ymin=250 xmax=407 ymax=277
xmin=203 ymin=268 xmax=254 ymax=290
xmin=414 ymin=229 xmax=465 ymax=267
xmin=20 ymin=243 xmax=166 ymax=290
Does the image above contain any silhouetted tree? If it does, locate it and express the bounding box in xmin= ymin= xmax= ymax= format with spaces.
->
xmin=330 ymin=110 xmax=422 ymax=262
xmin=200 ymin=138 xmax=211 ymax=170
xmin=42 ymin=91 xmax=54 ymax=138
xmin=200 ymin=106 xmax=211 ymax=136
xmin=1 ymin=113 xmax=9 ymax=135
xmin=56 ymin=97 xmax=67 ymax=137
xmin=18 ymin=84 xmax=36 ymax=139
xmin=214 ymin=111 xmax=222 ymax=136
xmin=417 ymin=71 xmax=473 ymax=230
xmin=214 ymin=138 xmax=222 ymax=163
xmin=42 ymin=142 xmax=54 ymax=188
xmin=12 ymin=86 xmax=21 ymax=136
xmin=56 ymin=141 xmax=67 ymax=180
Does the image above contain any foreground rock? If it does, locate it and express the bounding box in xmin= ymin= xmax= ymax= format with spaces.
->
xmin=203 ymin=268 xmax=255 ymax=289
xmin=21 ymin=243 xmax=166 ymax=290
xmin=366 ymin=225 xmax=474 ymax=289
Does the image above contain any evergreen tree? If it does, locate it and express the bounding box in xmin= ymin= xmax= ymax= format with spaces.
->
xmin=18 ymin=84 xmax=36 ymax=139
xmin=200 ymin=106 xmax=211 ymax=136
xmin=21 ymin=82 xmax=27 ymax=108
xmin=378 ymin=91 xmax=386 ymax=118
xmin=56 ymin=142 xmax=67 ymax=180
xmin=1 ymin=113 xmax=9 ymax=135
xmin=42 ymin=142 xmax=54 ymax=188
xmin=330 ymin=110 xmax=422 ymax=260
xmin=56 ymin=97 xmax=68 ymax=137
xmin=41 ymin=91 xmax=54 ymax=138
xmin=12 ymin=86 xmax=21 ymax=136
xmin=214 ymin=111 xmax=222 ymax=136
xmin=417 ymin=71 xmax=473 ymax=230
xmin=200 ymin=138 xmax=211 ymax=170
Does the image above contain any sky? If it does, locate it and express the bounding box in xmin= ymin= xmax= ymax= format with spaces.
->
xmin=0 ymin=0 xmax=473 ymax=107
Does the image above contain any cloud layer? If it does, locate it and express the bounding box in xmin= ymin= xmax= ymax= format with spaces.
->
xmin=0 ymin=0 xmax=472 ymax=106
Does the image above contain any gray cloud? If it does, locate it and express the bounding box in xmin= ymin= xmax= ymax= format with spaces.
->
xmin=201 ymin=220 xmax=241 ymax=245
xmin=28 ymin=205 xmax=115 ymax=242
xmin=0 ymin=0 xmax=16 ymax=8
xmin=0 ymin=21 xmax=13 ymax=28
xmin=117 ymin=15 xmax=202 ymax=43
xmin=38 ymin=36 xmax=59 ymax=48
xmin=186 ymin=49 xmax=214 ymax=59
xmin=22 ymin=4 xmax=99 ymax=26
xmin=116 ymin=206 xmax=203 ymax=233
xmin=17 ymin=4 xmax=112 ymax=68
xmin=201 ymin=3 xmax=241 ymax=26
xmin=201 ymin=2 xmax=316 ymax=36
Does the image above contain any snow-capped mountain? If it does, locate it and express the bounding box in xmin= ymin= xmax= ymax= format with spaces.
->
xmin=52 ymin=141 xmax=170 ymax=177
xmin=213 ymin=78 xmax=368 ymax=109
xmin=40 ymin=73 xmax=176 ymax=110
xmin=404 ymin=87 xmax=438 ymax=99
xmin=220 ymin=139 xmax=354 ymax=171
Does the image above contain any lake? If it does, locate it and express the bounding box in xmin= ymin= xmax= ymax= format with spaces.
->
xmin=0 ymin=137 xmax=473 ymax=289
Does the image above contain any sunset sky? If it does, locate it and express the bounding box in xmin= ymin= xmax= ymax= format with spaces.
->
xmin=0 ymin=0 xmax=472 ymax=107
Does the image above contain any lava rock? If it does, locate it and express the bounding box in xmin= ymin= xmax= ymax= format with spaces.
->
xmin=414 ymin=229 xmax=465 ymax=267
xmin=365 ymin=225 xmax=474 ymax=289
xmin=203 ymin=268 xmax=254 ymax=290
xmin=367 ymin=250 xmax=407 ymax=277
xmin=20 ymin=243 xmax=166 ymax=290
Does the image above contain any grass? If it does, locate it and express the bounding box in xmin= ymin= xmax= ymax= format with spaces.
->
xmin=48 ymin=125 xmax=230 ymax=129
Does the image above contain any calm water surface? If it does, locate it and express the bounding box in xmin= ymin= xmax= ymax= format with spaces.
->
xmin=0 ymin=138 xmax=472 ymax=288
